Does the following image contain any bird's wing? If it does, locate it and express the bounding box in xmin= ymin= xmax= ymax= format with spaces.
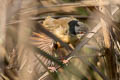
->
xmin=30 ymin=32 xmax=55 ymax=55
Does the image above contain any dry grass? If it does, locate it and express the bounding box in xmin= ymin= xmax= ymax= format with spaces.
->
xmin=0 ymin=0 xmax=120 ymax=80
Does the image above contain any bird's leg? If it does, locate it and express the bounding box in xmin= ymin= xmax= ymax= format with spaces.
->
xmin=69 ymin=43 xmax=75 ymax=49
xmin=61 ymin=43 xmax=74 ymax=64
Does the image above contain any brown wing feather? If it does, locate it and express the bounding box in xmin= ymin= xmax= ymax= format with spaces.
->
xmin=30 ymin=32 xmax=57 ymax=69
xmin=30 ymin=32 xmax=55 ymax=55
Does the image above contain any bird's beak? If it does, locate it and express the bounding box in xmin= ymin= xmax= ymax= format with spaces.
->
xmin=76 ymin=32 xmax=95 ymax=39
xmin=76 ymin=34 xmax=85 ymax=39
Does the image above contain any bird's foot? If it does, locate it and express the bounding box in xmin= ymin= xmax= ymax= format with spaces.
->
xmin=62 ymin=59 xmax=69 ymax=64
xmin=48 ymin=67 xmax=57 ymax=72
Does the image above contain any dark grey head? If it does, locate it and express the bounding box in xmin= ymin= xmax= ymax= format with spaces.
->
xmin=68 ymin=20 xmax=88 ymax=39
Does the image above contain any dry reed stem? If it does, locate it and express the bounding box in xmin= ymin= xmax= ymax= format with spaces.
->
xmin=0 ymin=0 xmax=7 ymax=45
xmin=20 ymin=0 xmax=109 ymax=15
xmin=99 ymin=0 xmax=118 ymax=79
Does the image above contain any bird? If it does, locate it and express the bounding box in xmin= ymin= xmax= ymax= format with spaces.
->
xmin=31 ymin=16 xmax=88 ymax=58
xmin=29 ymin=16 xmax=88 ymax=79
xmin=4 ymin=16 xmax=88 ymax=80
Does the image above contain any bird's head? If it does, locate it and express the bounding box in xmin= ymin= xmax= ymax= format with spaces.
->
xmin=43 ymin=17 xmax=88 ymax=47
xmin=53 ymin=19 xmax=88 ymax=46
xmin=68 ymin=20 xmax=88 ymax=44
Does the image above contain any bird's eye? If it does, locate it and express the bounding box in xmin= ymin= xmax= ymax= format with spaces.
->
xmin=79 ymin=31 xmax=84 ymax=34
xmin=76 ymin=31 xmax=84 ymax=34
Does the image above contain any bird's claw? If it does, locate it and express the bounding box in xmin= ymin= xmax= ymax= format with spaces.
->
xmin=48 ymin=67 xmax=57 ymax=72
